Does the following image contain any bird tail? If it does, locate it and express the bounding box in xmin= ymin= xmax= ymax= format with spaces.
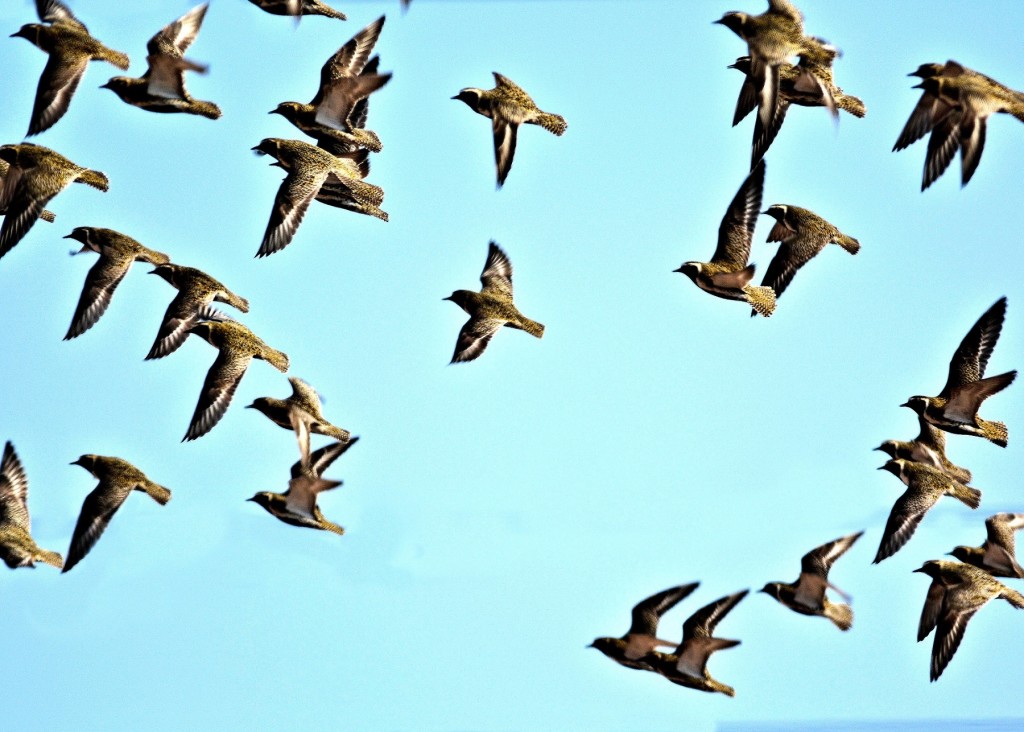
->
xmin=143 ymin=482 xmax=172 ymax=506
xmin=533 ymin=112 xmax=568 ymax=136
xmin=100 ymin=47 xmax=130 ymax=71
xmin=706 ymin=678 xmax=736 ymax=697
xmin=140 ymin=247 xmax=171 ymax=266
xmin=36 ymin=549 xmax=64 ymax=570
xmin=513 ymin=317 xmax=545 ymax=338
xmin=950 ymin=482 xmax=981 ymax=509
xmin=40 ymin=209 xmax=56 ymax=223
xmin=1001 ymin=587 xmax=1024 ymax=608
xmin=263 ymin=347 xmax=290 ymax=373
xmin=744 ymin=285 xmax=776 ymax=318
xmin=825 ymin=601 xmax=853 ymax=631
xmin=77 ymin=169 xmax=110 ymax=192
xmin=193 ymin=101 xmax=222 ymax=120
xmin=981 ymin=418 xmax=1009 ymax=448
xmin=324 ymin=425 xmax=353 ymax=443
xmin=839 ymin=95 xmax=867 ymax=118
xmin=313 ymin=5 xmax=347 ymax=19
xmin=837 ymin=234 xmax=861 ymax=254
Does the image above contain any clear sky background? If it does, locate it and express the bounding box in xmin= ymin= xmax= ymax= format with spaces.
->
xmin=2 ymin=1 xmax=1023 ymax=730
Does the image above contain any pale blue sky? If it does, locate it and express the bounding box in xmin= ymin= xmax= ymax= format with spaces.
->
xmin=2 ymin=1 xmax=1023 ymax=730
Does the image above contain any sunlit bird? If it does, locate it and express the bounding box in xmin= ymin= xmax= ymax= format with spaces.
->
xmin=247 ymin=0 xmax=347 ymax=21
xmin=949 ymin=513 xmax=1024 ymax=579
xmin=0 ymin=442 xmax=63 ymax=570
xmin=876 ymin=413 xmax=972 ymax=485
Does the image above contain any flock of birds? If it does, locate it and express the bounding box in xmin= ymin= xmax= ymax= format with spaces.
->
xmin=1 ymin=0 xmax=1023 ymax=706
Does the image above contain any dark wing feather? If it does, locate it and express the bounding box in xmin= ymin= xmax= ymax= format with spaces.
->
xmin=184 ymin=351 xmax=252 ymax=440
xmin=918 ymin=579 xmax=945 ymax=641
xmin=63 ymin=482 xmax=128 ymax=573
xmin=931 ymin=608 xmax=977 ymax=681
xmin=710 ymin=160 xmax=765 ymax=269
xmin=450 ymin=318 xmax=504 ymax=364
xmin=289 ymin=437 xmax=359 ymax=480
xmin=0 ymin=442 xmax=31 ymax=530
xmin=873 ymin=490 xmax=936 ymax=563
xmin=492 ymin=118 xmax=518 ymax=188
xmin=27 ymin=52 xmax=89 ymax=136
xmin=681 ymin=589 xmax=748 ymax=641
xmin=65 ymin=256 xmax=129 ymax=339
xmin=479 ymin=241 xmax=513 ymax=298
xmin=939 ymin=298 xmax=1007 ymax=398
xmin=257 ymin=168 xmax=328 ymax=257
xmin=627 ymin=583 xmax=699 ymax=636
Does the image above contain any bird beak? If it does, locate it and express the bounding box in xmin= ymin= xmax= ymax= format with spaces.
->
xmin=712 ymin=18 xmax=724 ymax=25
xmin=450 ymin=95 xmax=459 ymax=100
xmin=911 ymin=82 xmax=924 ymax=90
xmin=899 ymin=401 xmax=910 ymax=408
xmin=244 ymin=403 xmax=255 ymax=409
xmin=245 ymin=496 xmax=255 ymax=502
xmin=442 ymin=296 xmax=452 ymax=301
xmin=912 ymin=567 xmax=925 ymax=573
xmin=875 ymin=465 xmax=886 ymax=470
xmin=872 ymin=446 xmax=883 ymax=452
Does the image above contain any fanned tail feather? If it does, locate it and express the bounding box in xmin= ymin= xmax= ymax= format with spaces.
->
xmin=951 ymin=482 xmax=981 ymax=509
xmin=535 ymin=113 xmax=567 ymax=136
xmin=40 ymin=209 xmax=56 ymax=223
xmin=982 ymin=419 xmax=1009 ymax=448
xmin=144 ymin=482 xmax=172 ymax=505
xmin=839 ymin=95 xmax=866 ymax=118
xmin=102 ymin=49 xmax=130 ymax=71
xmin=826 ymin=602 xmax=853 ymax=631
xmin=838 ymin=234 xmax=861 ymax=254
xmin=37 ymin=549 xmax=64 ymax=569
xmin=193 ymin=101 xmax=222 ymax=120
xmin=77 ymin=169 xmax=110 ymax=192
xmin=744 ymin=285 xmax=776 ymax=318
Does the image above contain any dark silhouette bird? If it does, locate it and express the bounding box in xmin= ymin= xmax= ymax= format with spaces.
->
xmin=183 ymin=319 xmax=290 ymax=441
xmin=0 ymin=143 xmax=108 ymax=261
xmin=589 ymin=583 xmax=700 ymax=672
xmin=444 ymin=241 xmax=544 ymax=363
xmin=101 ymin=3 xmax=220 ymax=120
xmin=914 ymin=559 xmax=1024 ymax=681
xmin=760 ymin=531 xmax=863 ymax=630
xmin=248 ymin=377 xmax=353 ymax=467
xmin=674 ymin=160 xmax=776 ymax=316
xmin=63 ymin=227 xmax=170 ymax=340
xmin=271 ymin=16 xmax=389 ymax=153
xmin=252 ymin=137 xmax=385 ymax=257
xmin=64 ymin=454 xmax=170 ymax=573
xmin=146 ymin=263 xmax=249 ymax=360
xmin=903 ymin=298 xmax=1016 ymax=447
xmin=876 ymin=413 xmax=972 ymax=485
xmin=453 ymin=72 xmax=567 ymax=187
xmin=874 ymin=459 xmax=980 ymax=564
xmin=0 ymin=442 xmax=63 ymax=570
xmin=754 ymin=203 xmax=859 ymax=314
xmin=12 ymin=0 xmax=130 ymax=136
xmin=645 ymin=589 xmax=748 ymax=696
xmin=247 ymin=438 xmax=358 ymax=535
xmin=247 ymin=0 xmax=347 ymax=20
xmin=949 ymin=513 xmax=1024 ymax=579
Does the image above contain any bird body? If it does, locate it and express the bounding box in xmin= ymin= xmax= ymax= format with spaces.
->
xmin=0 ymin=143 xmax=108 ymax=261
xmin=64 ymin=454 xmax=170 ymax=573
xmin=453 ymin=72 xmax=566 ymax=187
xmin=950 ymin=513 xmax=1024 ymax=578
xmin=876 ymin=414 xmax=972 ymax=484
xmin=761 ymin=531 xmax=863 ymax=630
xmin=444 ymin=241 xmax=544 ymax=363
xmin=248 ymin=376 xmax=353 ymax=468
xmin=914 ymin=559 xmax=1024 ymax=681
xmin=102 ymin=4 xmax=220 ymax=120
xmin=0 ymin=442 xmax=63 ymax=570
xmin=675 ymin=160 xmax=776 ymax=317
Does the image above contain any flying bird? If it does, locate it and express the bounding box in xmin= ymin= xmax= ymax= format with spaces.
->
xmin=101 ymin=3 xmax=220 ymax=120
xmin=247 ymin=438 xmax=358 ymax=535
xmin=246 ymin=0 xmax=347 ymax=20
xmin=874 ymin=459 xmax=980 ymax=564
xmin=760 ymin=531 xmax=863 ymax=630
xmin=444 ymin=241 xmax=544 ymax=363
xmin=902 ymin=297 xmax=1016 ymax=447
xmin=63 ymin=227 xmax=170 ymax=340
xmin=146 ymin=263 xmax=249 ymax=360
xmin=589 ymin=583 xmax=700 ymax=672
xmin=754 ymin=203 xmax=859 ymax=314
xmin=0 ymin=143 xmax=108 ymax=261
xmin=914 ymin=559 xmax=1024 ymax=681
xmin=252 ymin=137 xmax=385 ymax=257
xmin=11 ymin=0 xmax=129 ymax=136
xmin=0 ymin=442 xmax=63 ymax=570
xmin=949 ymin=513 xmax=1024 ymax=579
xmin=248 ymin=377 xmax=353 ymax=468
xmin=271 ymin=16 xmax=390 ymax=153
xmin=876 ymin=413 xmax=972 ymax=485
xmin=453 ymin=72 xmax=567 ymax=188
xmin=674 ymin=160 xmax=776 ymax=317
xmin=183 ymin=319 xmax=290 ymax=441
xmin=0 ymin=158 xmax=55 ymax=225
xmin=645 ymin=589 xmax=748 ymax=696
xmin=64 ymin=454 xmax=170 ymax=573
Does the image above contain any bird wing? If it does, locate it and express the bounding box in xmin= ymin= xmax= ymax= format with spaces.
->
xmin=147 ymin=3 xmax=207 ymax=58
xmin=479 ymin=241 xmax=513 ymax=299
xmin=65 ymin=255 xmax=129 ymax=339
xmin=0 ymin=442 xmax=31 ymax=530
xmin=144 ymin=55 xmax=192 ymax=100
xmin=184 ymin=350 xmax=252 ymax=440
xmin=917 ymin=579 xmax=945 ymax=641
xmin=939 ymin=297 xmax=1006 ymax=398
xmin=942 ymin=371 xmax=1016 ymax=422
xmin=313 ymin=15 xmax=384 ymax=101
xmin=732 ymin=67 xmax=758 ymax=126
xmin=289 ymin=406 xmax=313 ymax=471
xmin=751 ymin=98 xmax=790 ymax=168
xmin=289 ymin=437 xmax=359 ymax=480
xmin=914 ymin=414 xmax=946 ymax=450
xmin=894 ymin=90 xmax=958 ymax=151
xmin=37 ymin=0 xmax=86 ymax=30
xmin=681 ymin=589 xmax=748 ymax=641
xmin=758 ymin=241 xmax=804 ymax=299
xmin=450 ymin=317 xmax=505 ymax=364
xmin=147 ymin=293 xmax=212 ymax=360
xmin=711 ymin=160 xmax=765 ymax=269
xmin=0 ymin=157 xmax=64 ymax=258
xmin=986 ymin=513 xmax=1024 ymax=560
xmin=63 ymin=480 xmax=128 ymax=573
xmin=492 ymin=72 xmax=529 ymax=96
xmin=492 ymin=117 xmax=518 ymax=188
xmin=768 ymin=0 xmax=803 ymax=23
xmin=958 ymin=107 xmax=988 ymax=186
xmin=931 ymin=606 xmax=978 ymax=681
xmin=873 ymin=489 xmax=935 ymax=563
xmin=257 ymin=167 xmax=329 ymax=257
xmin=921 ymin=111 xmax=961 ymax=191
xmin=348 ymin=56 xmax=380 ymax=130
xmin=27 ymin=51 xmax=90 ymax=136
xmin=314 ymin=73 xmax=390 ymax=129
xmin=801 ymin=531 xmax=863 ymax=578
xmin=627 ymin=583 xmax=700 ymax=637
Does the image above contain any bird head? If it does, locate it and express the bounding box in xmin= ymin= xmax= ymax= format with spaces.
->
xmin=452 ymin=88 xmax=483 ymax=109
xmin=269 ymin=102 xmax=301 ymax=120
xmin=762 ymin=204 xmax=787 ymax=222
xmin=99 ymin=77 xmax=131 ymax=97
xmin=713 ymin=12 xmax=747 ymax=36
xmin=10 ymin=24 xmax=44 ymax=44
xmin=727 ymin=56 xmax=752 ymax=74
xmin=874 ymin=441 xmax=898 ymax=458
xmin=758 ymin=582 xmax=782 ymax=599
xmin=673 ymin=262 xmax=701 ymax=281
xmin=148 ymin=262 xmax=179 ymax=285
xmin=252 ymin=138 xmax=287 ymax=161
xmin=246 ymin=492 xmax=273 ymax=510
xmin=877 ymin=458 xmax=905 ymax=479
xmin=70 ymin=455 xmax=99 ymax=476
xmin=587 ymin=637 xmax=617 ymax=658
xmin=245 ymin=398 xmax=273 ymax=417
xmin=63 ymin=227 xmax=98 ymax=255
xmin=443 ymin=290 xmax=474 ymax=313
xmin=913 ymin=560 xmax=943 ymax=578
xmin=901 ymin=396 xmax=929 ymax=415
xmin=909 ymin=62 xmax=945 ymax=79
xmin=947 ymin=547 xmax=972 ymax=563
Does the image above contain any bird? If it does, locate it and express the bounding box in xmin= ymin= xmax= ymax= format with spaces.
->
xmin=674 ymin=160 xmax=776 ymax=317
xmin=0 ymin=158 xmax=55 ymax=225
xmin=100 ymin=4 xmax=220 ymax=120
xmin=589 ymin=583 xmax=700 ymax=672
xmin=64 ymin=454 xmax=170 ymax=573
xmin=145 ymin=263 xmax=249 ymax=360
xmin=949 ymin=513 xmax=1024 ymax=579
xmin=903 ymin=297 xmax=1016 ymax=447
xmin=452 ymin=72 xmax=567 ymax=187
xmin=715 ymin=0 xmax=820 ymax=165
xmin=183 ymin=319 xmax=290 ymax=441
xmin=874 ymin=459 xmax=981 ymax=564
xmin=0 ymin=143 xmax=109 ymax=261
xmin=0 ymin=441 xmax=63 ymax=570
xmin=63 ymin=227 xmax=170 ymax=340
xmin=760 ymin=531 xmax=863 ymax=630
xmin=444 ymin=241 xmax=544 ymax=363
xmin=914 ymin=559 xmax=1024 ymax=681
xmin=247 ymin=438 xmax=358 ymax=535
xmin=729 ymin=39 xmax=863 ymax=166
xmin=270 ymin=16 xmax=390 ymax=153
xmin=754 ymin=203 xmax=859 ymax=314
xmin=252 ymin=137 xmax=385 ymax=257
xmin=11 ymin=0 xmax=130 ymax=136
xmin=645 ymin=589 xmax=748 ymax=696
xmin=246 ymin=0 xmax=347 ymax=21
xmin=247 ymin=377 xmax=353 ymax=467
xmin=875 ymin=413 xmax=972 ymax=485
